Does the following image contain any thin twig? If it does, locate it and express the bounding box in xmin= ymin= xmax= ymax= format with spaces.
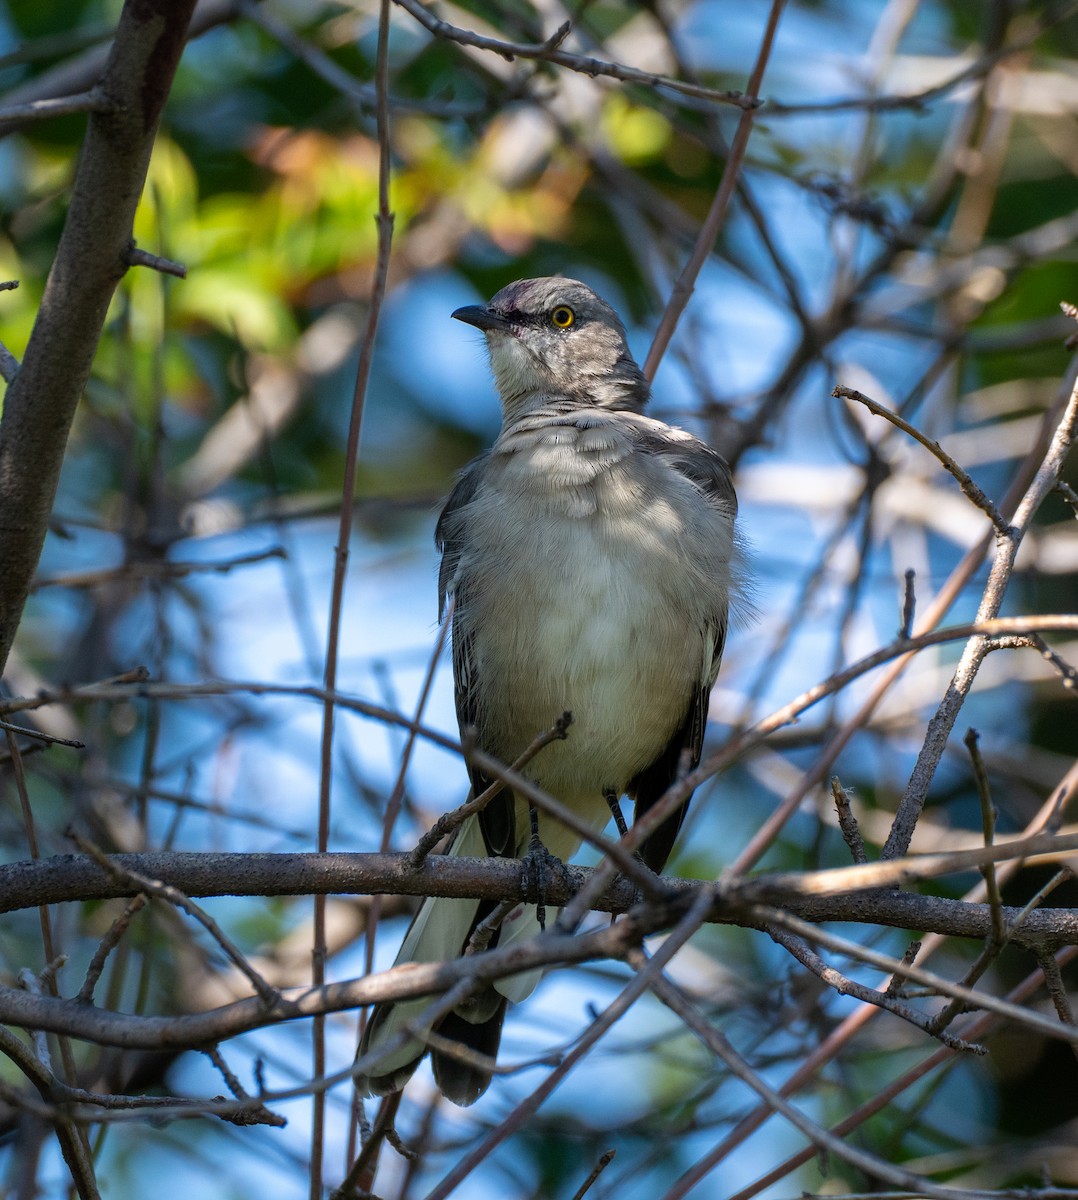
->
xmin=765 ymin=10 xmax=1071 ymax=117
xmin=0 ymin=719 xmax=84 ymax=748
xmin=1057 ymin=479 xmax=1078 ymax=515
xmin=1028 ymin=632 xmax=1078 ymax=691
xmin=929 ymin=863 xmax=1075 ymax=1038
xmin=835 ymin=385 xmax=1009 ymax=533
xmin=123 ymin=243 xmax=187 ymax=278
xmin=1037 ymin=953 xmax=1078 ymax=1068
xmin=884 ymin=358 xmax=1078 ymax=860
xmin=202 ymin=1045 xmax=285 ymax=1127
xmin=767 ymin=926 xmax=985 ymax=1053
xmin=76 ymin=894 xmax=147 ymax=1004
xmin=643 ymin=0 xmax=785 ymax=379
xmin=0 ymin=89 xmax=109 ymax=124
xmin=392 ymin=0 xmax=755 ymax=110
xmin=408 ymin=712 xmax=572 ymax=866
xmin=965 ymin=728 xmax=1006 ymax=946
xmin=68 ymin=831 xmax=279 ymax=1007
xmin=884 ymin=941 xmax=922 ymax=998
xmin=310 ymin=0 xmax=396 ymax=1188
xmin=422 ymin=889 xmax=715 ymax=1200
xmin=830 ymin=777 xmax=867 ymax=865
xmin=572 ymin=1149 xmax=617 ymax=1200
xmin=333 ymin=1091 xmax=402 ymax=1200
xmin=899 ymin=567 xmax=917 ymax=639
xmin=7 ymin=726 xmax=94 ymax=1187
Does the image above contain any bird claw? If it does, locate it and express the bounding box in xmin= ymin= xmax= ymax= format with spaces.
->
xmin=520 ymin=833 xmax=572 ymax=931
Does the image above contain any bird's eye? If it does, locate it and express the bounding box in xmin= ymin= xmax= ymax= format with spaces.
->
xmin=550 ymin=305 xmax=575 ymax=329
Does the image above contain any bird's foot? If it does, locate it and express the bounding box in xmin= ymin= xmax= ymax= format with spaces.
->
xmin=520 ymin=823 xmax=572 ymax=932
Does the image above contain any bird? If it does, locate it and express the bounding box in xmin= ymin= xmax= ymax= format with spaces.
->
xmin=359 ymin=276 xmax=738 ymax=1106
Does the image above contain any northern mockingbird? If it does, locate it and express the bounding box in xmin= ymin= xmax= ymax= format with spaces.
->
xmin=361 ymin=277 xmax=737 ymax=1105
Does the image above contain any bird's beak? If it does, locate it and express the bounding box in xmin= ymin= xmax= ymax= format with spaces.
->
xmin=452 ymin=304 xmax=512 ymax=334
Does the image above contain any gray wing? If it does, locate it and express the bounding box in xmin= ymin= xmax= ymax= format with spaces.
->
xmin=627 ymin=431 xmax=737 ymax=873
xmin=435 ymin=451 xmax=489 ymax=623
xmin=435 ymin=453 xmax=515 ymax=857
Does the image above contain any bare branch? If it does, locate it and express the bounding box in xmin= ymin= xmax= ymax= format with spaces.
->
xmin=0 ymin=720 xmax=84 ymax=749
xmin=76 ymin=894 xmax=147 ymax=1004
xmin=0 ymin=0 xmax=199 ymax=676
xmin=68 ymin=832 xmax=280 ymax=1007
xmin=408 ymin=712 xmax=573 ymax=866
xmin=122 ymin=242 xmax=187 ymax=278
xmin=0 ymin=89 xmax=110 ymax=125
xmin=6 ymin=834 xmax=1078 ymax=951
xmin=31 ymin=546 xmax=287 ymax=592
xmin=831 ymin=776 xmax=868 ymax=865
xmin=835 ymin=384 xmax=1009 ymax=534
xmin=899 ymin=567 xmax=917 ymax=639
xmin=965 ymin=727 xmax=1006 ymax=946
xmin=392 ymin=0 xmax=756 ymax=110
xmin=572 ymin=1149 xmax=617 ymax=1200
xmin=767 ymin=925 xmax=985 ymax=1053
xmin=310 ymin=0 xmax=396 ymax=1183
xmin=884 ymin=359 xmax=1078 ymax=859
xmin=643 ymin=0 xmax=784 ymax=379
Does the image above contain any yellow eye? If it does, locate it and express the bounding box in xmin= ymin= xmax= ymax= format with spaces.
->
xmin=550 ymin=305 xmax=575 ymax=328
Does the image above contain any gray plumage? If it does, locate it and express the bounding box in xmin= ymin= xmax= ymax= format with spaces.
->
xmin=360 ymin=277 xmax=738 ymax=1106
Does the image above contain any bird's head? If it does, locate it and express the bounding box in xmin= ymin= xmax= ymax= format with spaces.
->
xmin=452 ymin=277 xmax=650 ymax=420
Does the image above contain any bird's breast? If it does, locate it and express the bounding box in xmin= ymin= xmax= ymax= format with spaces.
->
xmin=454 ymin=431 xmax=727 ymax=803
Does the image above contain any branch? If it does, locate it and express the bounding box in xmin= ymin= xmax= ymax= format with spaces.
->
xmin=557 ymin=613 xmax=1078 ymax=931
xmin=0 ymin=0 xmax=198 ymax=676
xmin=68 ymin=832 xmax=279 ymax=1006
xmin=421 ymin=890 xmax=717 ymax=1200
xmin=5 ymin=838 xmax=1078 ymax=949
xmin=884 ymin=357 xmax=1078 ymax=859
xmin=0 ymin=897 xmax=695 ymax=1052
xmin=0 ymin=0 xmax=244 ymax=139
xmin=647 ymin=967 xmax=990 ymax=1200
xmin=834 ymin=384 xmax=1009 ymax=533
xmin=0 ymin=89 xmax=109 ymax=125
xmin=642 ymin=0 xmax=784 ymax=379
xmin=309 ymin=0 xmax=395 ymax=1180
xmin=392 ymin=0 xmax=756 ymax=110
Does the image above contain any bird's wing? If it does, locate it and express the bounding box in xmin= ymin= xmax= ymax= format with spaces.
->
xmin=627 ymin=429 xmax=737 ymax=873
xmin=435 ymin=453 xmax=515 ymax=857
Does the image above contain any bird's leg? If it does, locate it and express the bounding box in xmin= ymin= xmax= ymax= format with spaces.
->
xmin=521 ymin=805 xmax=572 ymax=931
xmin=603 ymin=789 xmax=629 ymax=838
xmin=605 ymin=787 xmax=654 ymax=871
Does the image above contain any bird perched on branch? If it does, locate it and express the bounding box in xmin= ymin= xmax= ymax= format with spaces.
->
xmin=360 ymin=277 xmax=738 ymax=1105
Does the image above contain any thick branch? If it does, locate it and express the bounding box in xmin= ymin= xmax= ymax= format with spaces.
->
xmin=4 ymin=846 xmax=1078 ymax=951
xmin=0 ymin=0 xmax=197 ymax=675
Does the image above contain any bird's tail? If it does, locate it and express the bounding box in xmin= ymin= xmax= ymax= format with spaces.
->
xmin=359 ymin=813 xmax=538 ymax=1107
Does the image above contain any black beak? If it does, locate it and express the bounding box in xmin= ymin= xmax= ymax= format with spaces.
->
xmin=452 ymin=304 xmax=512 ymax=333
